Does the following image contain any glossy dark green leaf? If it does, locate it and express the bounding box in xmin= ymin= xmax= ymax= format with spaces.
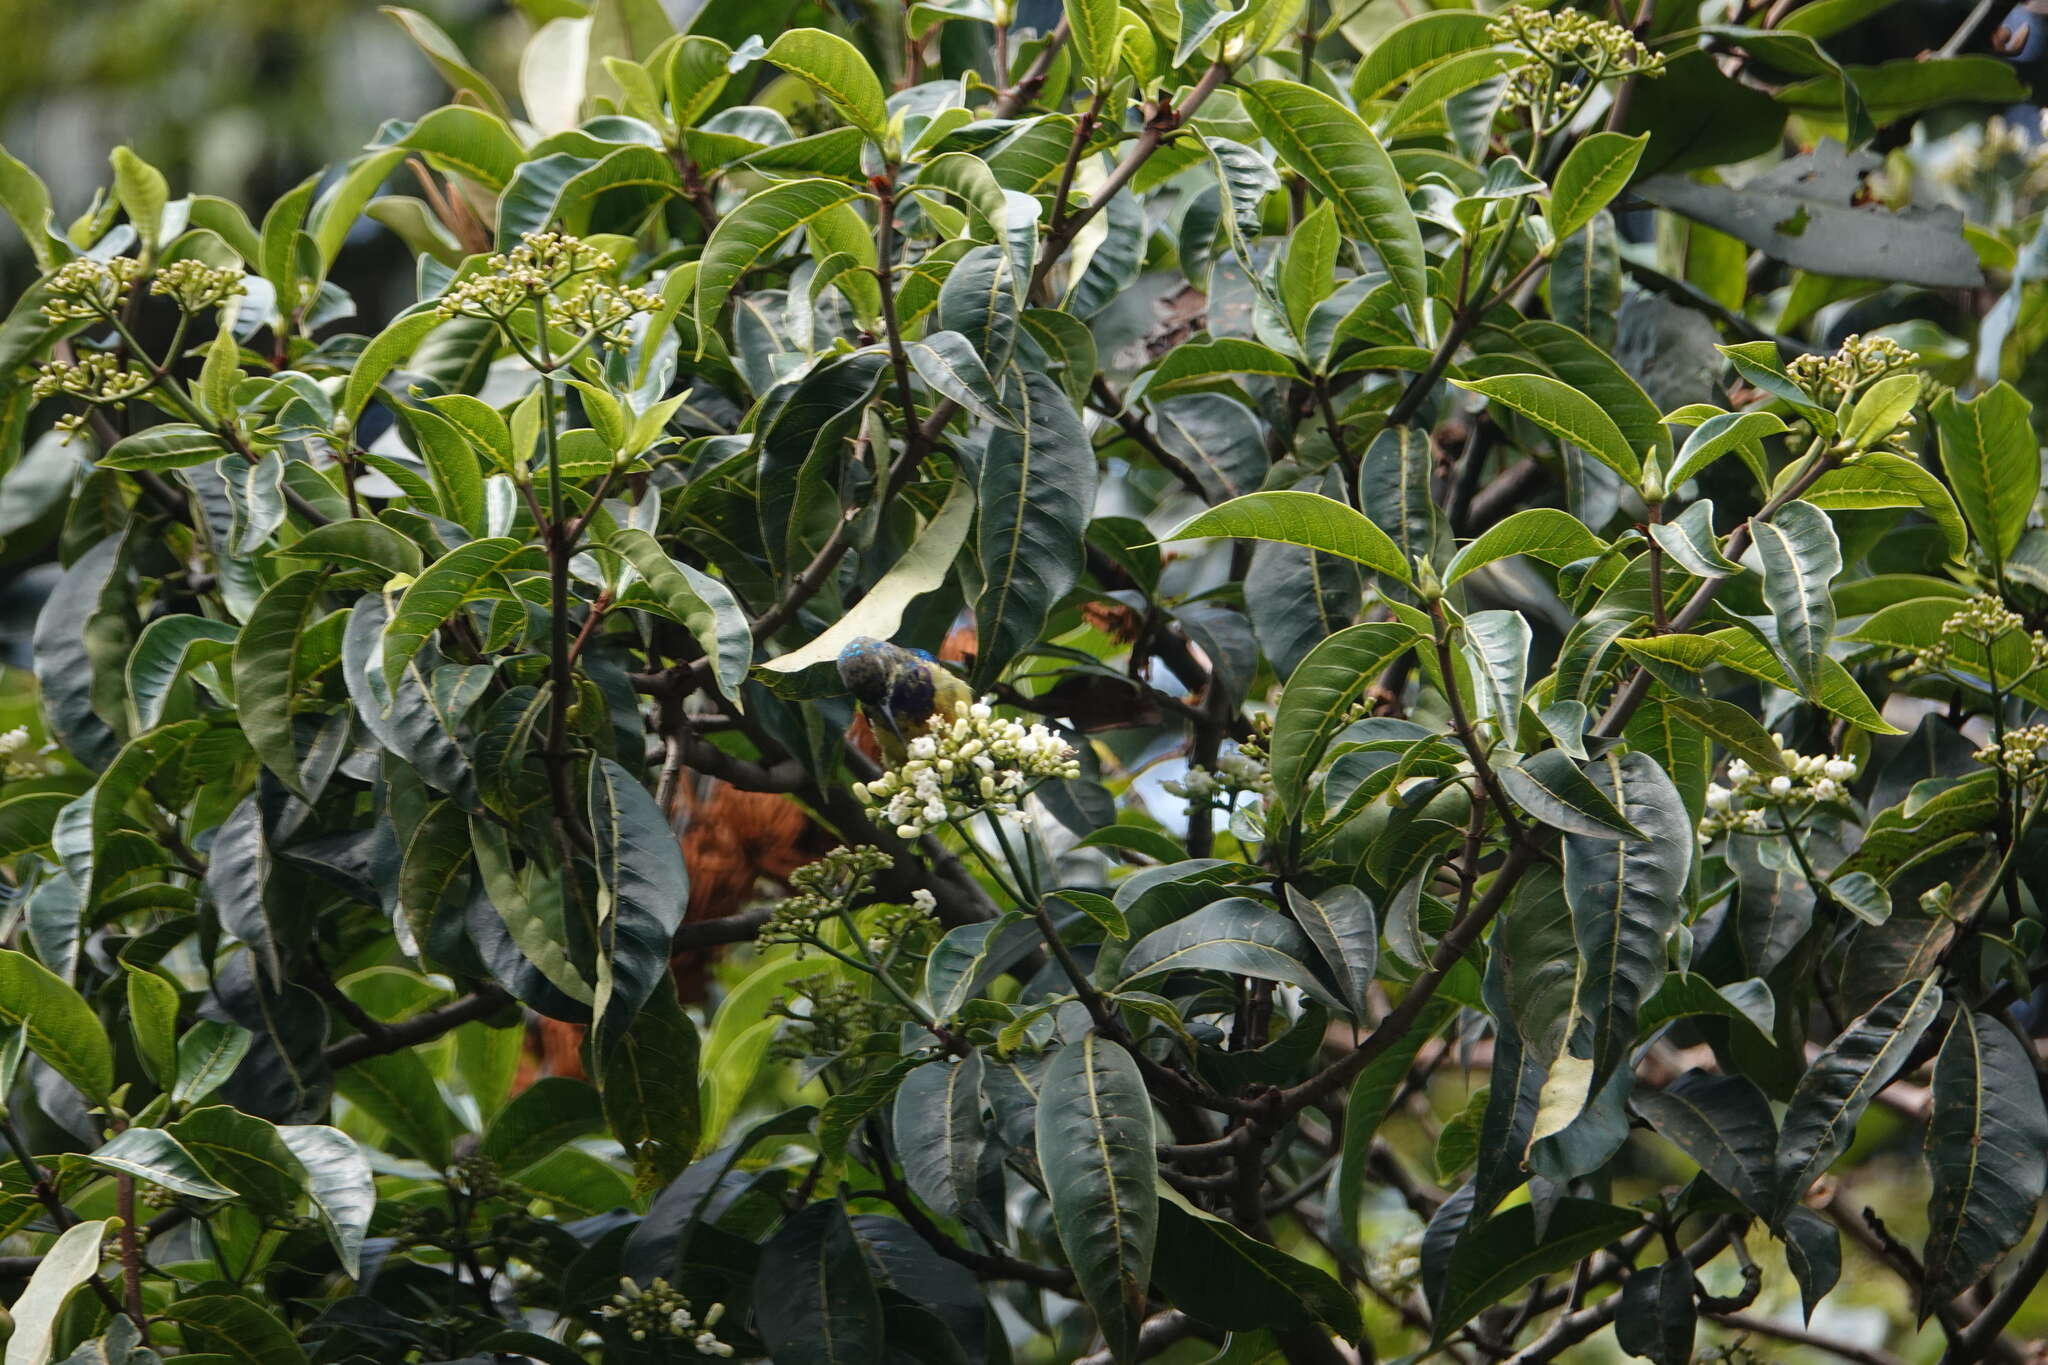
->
xmin=1499 ymin=749 xmax=1643 ymax=839
xmin=1153 ymin=1185 xmax=1361 ymax=1337
xmin=1631 ymin=1070 xmax=1777 ymax=1218
xmin=1114 ymin=897 xmax=1344 ymax=1012
xmin=1750 ymin=498 xmax=1840 ymax=697
xmin=1565 ymin=751 xmax=1691 ymax=1081
xmin=755 ymin=1200 xmax=885 ymax=1365
xmin=1036 ymin=1033 xmax=1157 ymax=1363
xmin=587 ymin=757 xmax=689 ymax=1057
xmin=1614 ymin=1257 xmax=1696 ymax=1365
xmin=1774 ymin=975 xmax=1942 ymax=1221
xmin=85 ymin=1126 xmax=236 ymax=1200
xmin=1239 ymin=80 xmax=1428 ymax=331
xmin=894 ymin=1052 xmax=990 ymax=1233
xmin=599 ymin=987 xmax=702 ymax=1191
xmin=1432 ymin=1198 xmax=1641 ymax=1337
xmin=276 ymin=1123 xmax=374 ymax=1277
xmin=1283 ymin=884 xmax=1376 ymax=1020
xmin=1920 ymin=1011 xmax=2048 ymax=1303
xmin=973 ymin=370 xmax=1097 ymax=684
xmin=1269 ymin=621 xmax=1419 ymax=825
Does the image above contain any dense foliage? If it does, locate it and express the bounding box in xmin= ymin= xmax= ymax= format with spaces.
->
xmin=0 ymin=0 xmax=2044 ymax=1362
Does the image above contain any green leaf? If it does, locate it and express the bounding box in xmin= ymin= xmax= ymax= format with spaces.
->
xmin=973 ymin=370 xmax=1098 ymax=684
xmin=1433 ymin=1198 xmax=1641 ymax=1336
xmin=126 ymin=965 xmax=181 ymax=1090
xmin=754 ymin=1200 xmax=884 ymax=1365
xmin=1140 ymin=338 xmax=1297 ymax=400
xmin=1668 ymin=410 xmax=1788 ymax=488
xmin=173 ymin=1019 xmax=253 ymax=1107
xmin=598 ymin=986 xmax=701 ymax=1191
xmin=1454 ymin=373 xmax=1641 ymax=485
xmin=0 ymin=142 xmax=61 ymax=270
xmin=695 ymin=178 xmax=865 ymax=333
xmin=1444 ymin=508 xmax=1606 ymax=584
xmin=126 ymin=615 xmax=238 ymax=732
xmin=167 ymin=1105 xmax=305 ymax=1213
xmin=163 ymin=1294 xmax=312 ymax=1365
xmin=1750 ymin=499 xmax=1840 ymax=695
xmin=1283 ymin=884 xmax=1376 ymax=1020
xmin=334 ymin=1047 xmax=464 ymax=1167
xmin=391 ymin=105 xmax=526 ymax=191
xmin=1657 ymin=694 xmax=1789 ymax=775
xmin=1647 ymin=501 xmax=1741 ymax=580
xmin=1548 ymin=132 xmax=1647 ymax=242
xmin=1631 ymin=1070 xmax=1777 ymax=1218
xmin=6 ymin=1220 xmax=107 ymax=1365
xmin=98 ymin=424 xmax=233 ymax=473
xmin=1499 ymin=749 xmax=1643 ymax=839
xmin=1115 ymin=897 xmax=1345 ymax=1011
xmin=1036 ymin=1033 xmax=1157 ymax=1364
xmin=587 ymin=757 xmax=689 ymax=1057
xmin=280 ymin=519 xmax=428 ymax=582
xmin=1615 ymin=1258 xmax=1696 ymax=1365
xmin=609 ymin=527 xmax=753 ymax=707
xmin=1920 ymin=1011 xmax=2048 ymax=1302
xmin=1282 ymin=200 xmax=1339 ymax=340
xmin=1774 ymin=975 xmax=1943 ymax=1221
xmin=383 ymin=7 xmax=510 ymax=117
xmin=907 ymin=330 xmax=1017 ymax=430
xmin=231 ymin=572 xmax=328 ymax=796
xmin=1350 ymin=10 xmax=1496 ymax=101
xmin=381 ymin=537 xmax=536 ymax=691
xmin=1239 ymin=80 xmax=1429 ymax=334
xmin=1153 ymin=1185 xmax=1363 ymax=1337
xmin=341 ymin=309 xmax=442 ymax=425
xmin=0 ymin=947 xmax=114 ymax=1104
xmin=84 ymin=1127 xmax=237 ymax=1200
xmin=1064 ymin=0 xmax=1123 ymax=83
xmin=1565 ymin=751 xmax=1691 ymax=1081
xmin=109 ymin=146 xmax=168 ymax=253
xmin=1270 ymin=621 xmax=1419 ymax=825
xmin=276 ymin=1124 xmax=374 ymax=1277
xmin=1933 ymin=382 xmax=2036 ymax=564
xmin=893 ymin=1052 xmax=990 ymax=1232
xmin=1800 ymin=451 xmax=1966 ymax=560
xmin=1165 ymin=490 xmax=1412 ymax=583
xmin=764 ymin=29 xmax=890 ymax=138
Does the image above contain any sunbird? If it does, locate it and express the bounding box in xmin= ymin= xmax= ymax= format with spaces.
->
xmin=837 ymin=636 xmax=974 ymax=763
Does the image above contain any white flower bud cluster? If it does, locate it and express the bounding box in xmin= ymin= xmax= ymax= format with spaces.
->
xmin=1786 ymin=333 xmax=1919 ymax=403
xmin=852 ymin=699 xmax=1080 ymax=838
xmin=32 ymin=351 xmax=151 ymax=407
xmin=1909 ymin=594 xmax=2048 ymax=677
xmin=1975 ymin=723 xmax=2048 ymax=785
xmin=38 ymin=255 xmax=143 ymax=322
xmin=149 ymin=259 xmax=245 ymax=312
xmin=1700 ymin=740 xmax=1858 ymax=838
xmin=434 ymin=230 xmax=650 ymax=330
xmin=1164 ymin=747 xmax=1274 ymax=802
xmin=596 ymin=1277 xmax=732 ymax=1354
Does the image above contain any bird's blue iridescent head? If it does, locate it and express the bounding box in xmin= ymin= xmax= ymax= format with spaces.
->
xmin=837 ymin=636 xmax=938 ymax=732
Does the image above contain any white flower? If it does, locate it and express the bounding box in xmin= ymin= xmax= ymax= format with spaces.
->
xmin=1824 ymin=758 xmax=1857 ymax=781
xmin=856 ymin=698 xmax=1080 ymax=836
xmin=910 ymin=888 xmax=937 ymax=913
xmin=1769 ymin=775 xmax=1794 ymax=796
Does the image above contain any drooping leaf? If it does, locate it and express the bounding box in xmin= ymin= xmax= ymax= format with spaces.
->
xmin=1774 ymin=975 xmax=1943 ymax=1221
xmin=1750 ymin=498 xmax=1840 ymax=695
xmin=973 ymin=370 xmax=1097 ymax=684
xmin=587 ymin=757 xmax=690 ymax=1057
xmin=1036 ymin=1033 xmax=1157 ymax=1363
xmin=1920 ymin=1011 xmax=2048 ymax=1304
